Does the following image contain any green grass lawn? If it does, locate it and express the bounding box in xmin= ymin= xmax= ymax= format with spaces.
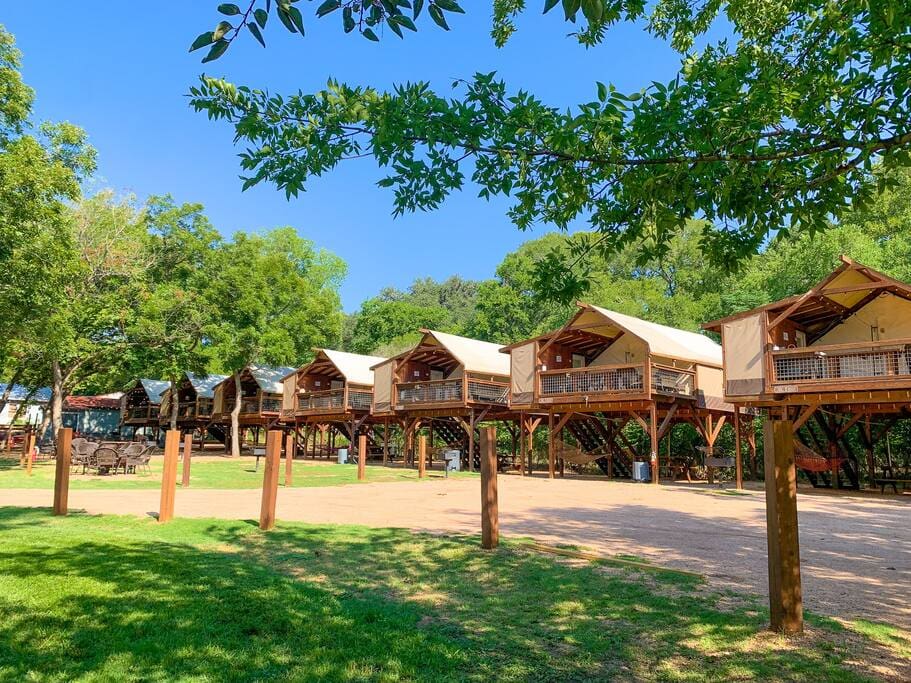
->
xmin=0 ymin=456 xmax=476 ymax=490
xmin=1 ymin=509 xmax=906 ymax=681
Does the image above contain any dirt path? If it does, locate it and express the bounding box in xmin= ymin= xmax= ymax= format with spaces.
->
xmin=3 ymin=475 xmax=909 ymax=629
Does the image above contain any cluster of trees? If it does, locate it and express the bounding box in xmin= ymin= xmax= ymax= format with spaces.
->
xmin=346 ymin=166 xmax=911 ymax=358
xmin=0 ymin=27 xmax=345 ymax=451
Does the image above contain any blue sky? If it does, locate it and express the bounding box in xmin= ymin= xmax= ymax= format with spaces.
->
xmin=5 ymin=3 xmax=694 ymax=311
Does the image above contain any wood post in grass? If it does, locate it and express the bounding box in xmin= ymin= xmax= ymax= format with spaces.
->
xmin=734 ymin=409 xmax=744 ymax=490
xmin=181 ymin=433 xmax=192 ymax=488
xmin=259 ymin=429 xmax=282 ymax=531
xmin=52 ymin=427 xmax=72 ymax=516
xmin=480 ymin=426 xmax=499 ymax=550
xmin=357 ymin=434 xmax=367 ymax=481
xmin=25 ymin=430 xmax=35 ymax=476
xmin=284 ymin=432 xmax=295 ymax=487
xmin=764 ymin=417 xmax=803 ymax=634
xmin=158 ymin=430 xmax=180 ymax=523
xmin=418 ymin=434 xmax=426 ymax=478
xmin=20 ymin=427 xmax=30 ymax=466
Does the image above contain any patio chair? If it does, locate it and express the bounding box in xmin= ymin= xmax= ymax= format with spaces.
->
xmin=92 ymin=446 xmax=119 ymax=475
xmin=124 ymin=446 xmax=152 ymax=474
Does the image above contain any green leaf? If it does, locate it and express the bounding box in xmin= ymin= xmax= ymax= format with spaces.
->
xmin=428 ymin=5 xmax=449 ymax=29
xmin=597 ymin=81 xmax=607 ymax=102
xmin=277 ymin=7 xmax=298 ymax=33
xmin=254 ymin=8 xmax=269 ymax=28
xmin=217 ymin=3 xmax=241 ymax=15
xmin=288 ymin=6 xmax=306 ymax=34
xmin=316 ymin=0 xmax=340 ymax=18
xmin=434 ymin=0 xmax=464 ymax=13
xmin=189 ymin=31 xmax=215 ymax=53
xmin=248 ymin=22 xmax=266 ymax=47
xmin=213 ymin=21 xmax=233 ymax=41
xmin=363 ymin=27 xmax=380 ymax=41
xmin=543 ymin=0 xmax=560 ymax=13
xmin=413 ymin=0 xmax=424 ymax=19
xmin=201 ymin=39 xmax=230 ymax=63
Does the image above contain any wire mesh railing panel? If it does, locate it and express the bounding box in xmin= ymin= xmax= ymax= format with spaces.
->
xmin=347 ymin=391 xmax=373 ymax=411
xmin=773 ymin=347 xmax=911 ymax=383
xmin=650 ymin=367 xmax=695 ymax=396
xmin=466 ymin=380 xmax=509 ymax=404
xmin=298 ymin=389 xmax=345 ymax=411
xmin=539 ymin=365 xmax=644 ymax=396
xmin=397 ymin=379 xmax=463 ymax=405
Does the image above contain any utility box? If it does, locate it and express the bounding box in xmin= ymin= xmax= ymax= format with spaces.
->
xmin=337 ymin=448 xmax=348 ymax=465
xmin=443 ymin=450 xmax=461 ymax=473
xmin=632 ymin=461 xmax=650 ymax=482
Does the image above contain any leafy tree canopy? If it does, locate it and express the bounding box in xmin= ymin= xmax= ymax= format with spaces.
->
xmin=192 ymin=1 xmax=911 ymax=300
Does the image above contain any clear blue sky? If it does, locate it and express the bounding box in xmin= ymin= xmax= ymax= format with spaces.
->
xmin=5 ymin=4 xmax=698 ymax=311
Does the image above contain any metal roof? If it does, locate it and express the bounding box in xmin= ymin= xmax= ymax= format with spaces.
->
xmin=139 ymin=379 xmax=170 ymax=402
xmin=249 ymin=365 xmax=297 ymax=394
xmin=186 ymin=373 xmax=229 ymax=399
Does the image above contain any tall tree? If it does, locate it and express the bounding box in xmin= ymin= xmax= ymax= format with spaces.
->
xmin=126 ymin=196 xmax=222 ymax=430
xmin=0 ymin=25 xmax=95 ymax=419
xmin=190 ymin=1 xmax=911 ymax=298
xmin=207 ymin=228 xmax=346 ymax=455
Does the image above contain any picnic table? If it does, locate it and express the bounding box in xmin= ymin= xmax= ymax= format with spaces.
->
xmin=875 ymin=478 xmax=911 ymax=494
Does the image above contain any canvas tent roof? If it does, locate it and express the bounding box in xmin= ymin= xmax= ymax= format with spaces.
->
xmin=187 ymin=373 xmax=229 ymax=399
xmin=587 ymin=305 xmax=723 ymax=366
xmin=423 ymin=330 xmax=510 ymax=376
xmin=703 ymin=257 xmax=911 ymax=337
xmin=320 ymin=350 xmax=385 ymax=386
xmin=139 ymin=379 xmax=170 ymax=402
xmin=248 ymin=365 xmax=297 ymax=394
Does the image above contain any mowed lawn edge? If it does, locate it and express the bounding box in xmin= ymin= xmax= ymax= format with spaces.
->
xmin=1 ymin=508 xmax=907 ymax=682
xmin=0 ymin=456 xmax=477 ymax=490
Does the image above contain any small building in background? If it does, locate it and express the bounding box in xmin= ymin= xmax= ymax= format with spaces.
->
xmin=0 ymin=384 xmax=50 ymax=427
xmin=62 ymin=393 xmax=124 ymax=438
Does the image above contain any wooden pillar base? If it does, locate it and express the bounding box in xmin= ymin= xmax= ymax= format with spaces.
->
xmin=480 ymin=426 xmax=499 ymax=549
xmin=259 ymin=430 xmax=282 ymax=530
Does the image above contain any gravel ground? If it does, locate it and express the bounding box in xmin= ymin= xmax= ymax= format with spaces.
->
xmin=4 ymin=469 xmax=909 ymax=629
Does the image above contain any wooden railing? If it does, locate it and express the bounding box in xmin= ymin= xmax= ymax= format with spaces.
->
xmin=178 ymin=398 xmax=213 ymax=419
xmin=650 ymin=364 xmax=695 ymax=397
xmin=539 ymin=364 xmax=645 ymax=398
xmin=126 ymin=405 xmax=159 ymax=421
xmin=298 ymin=389 xmax=345 ymax=412
xmin=239 ymin=395 xmax=283 ymax=415
xmin=397 ymin=378 xmax=463 ymax=406
xmin=770 ymin=338 xmax=911 ymax=387
xmin=467 ymin=379 xmax=509 ymax=404
xmin=348 ymin=390 xmax=373 ymax=411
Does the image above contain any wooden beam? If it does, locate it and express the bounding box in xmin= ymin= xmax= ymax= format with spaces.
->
xmin=284 ymin=432 xmax=295 ymax=486
xmin=790 ymin=404 xmax=819 ymax=432
xmin=181 ymin=433 xmax=193 ymax=488
xmin=519 ymin=412 xmax=526 ymax=476
xmin=358 ymin=434 xmax=367 ymax=481
xmin=480 ymin=425 xmax=499 ymax=550
xmin=52 ymin=427 xmax=73 ymax=516
xmin=734 ymin=409 xmax=743 ymax=490
xmin=655 ymin=402 xmax=679 ymax=442
xmin=649 ymin=402 xmax=659 ymax=484
xmin=547 ymin=411 xmax=555 ymax=479
xmin=763 ymin=418 xmax=803 ymax=634
xmin=418 ymin=434 xmax=427 ymax=478
xmin=628 ymin=410 xmax=649 ymax=432
xmin=259 ymin=429 xmax=281 ymax=530
xmin=835 ymin=411 xmax=865 ymax=439
xmin=158 ymin=430 xmax=180 ymax=523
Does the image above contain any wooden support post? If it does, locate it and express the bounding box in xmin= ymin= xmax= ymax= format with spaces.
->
xmin=382 ymin=418 xmax=389 ymax=466
xmin=358 ymin=434 xmax=367 ymax=481
xmin=52 ymin=427 xmax=72 ymax=516
xmin=158 ymin=430 xmax=180 ymax=523
xmin=418 ymin=434 xmax=427 ymax=478
xmin=25 ymin=430 xmax=35 ymax=476
xmin=467 ymin=410 xmax=475 ymax=473
xmin=863 ymin=417 xmax=875 ymax=488
xmin=649 ymin=403 xmax=659 ymax=484
xmin=259 ymin=429 xmax=281 ymax=531
xmin=480 ymin=425 xmax=499 ymax=550
xmin=763 ymin=418 xmax=803 ymax=634
xmin=734 ymin=409 xmax=743 ymax=490
xmin=548 ymin=412 xmax=556 ymax=479
xmin=284 ymin=432 xmax=295 ymax=487
xmin=20 ymin=428 xmax=29 ymax=466
xmin=519 ymin=414 xmax=526 ymax=476
xmin=181 ymin=432 xmax=192 ymax=488
xmin=748 ymin=427 xmax=757 ymax=479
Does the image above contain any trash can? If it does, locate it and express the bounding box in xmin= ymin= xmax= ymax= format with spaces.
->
xmin=443 ymin=450 xmax=461 ymax=473
xmin=337 ymin=448 xmax=348 ymax=465
xmin=632 ymin=461 xmax=650 ymax=482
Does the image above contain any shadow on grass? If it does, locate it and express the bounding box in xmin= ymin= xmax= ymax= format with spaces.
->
xmin=0 ymin=507 xmax=884 ymax=681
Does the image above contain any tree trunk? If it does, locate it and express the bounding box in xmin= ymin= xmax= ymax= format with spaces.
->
xmin=50 ymin=361 xmax=64 ymax=435
xmin=169 ymin=378 xmax=179 ymax=432
xmin=0 ymin=366 xmax=23 ymax=419
xmin=230 ymin=371 xmax=242 ymax=458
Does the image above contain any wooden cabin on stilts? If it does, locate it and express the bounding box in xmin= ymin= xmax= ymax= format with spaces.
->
xmin=120 ymin=379 xmax=169 ymax=441
xmin=371 ymin=330 xmax=513 ymax=471
xmin=704 ymin=256 xmax=911 ymax=492
xmin=212 ymin=365 xmax=295 ymax=453
xmin=281 ymin=350 xmax=386 ymax=462
xmin=503 ymin=303 xmax=745 ymax=483
xmin=157 ymin=372 xmax=228 ymax=450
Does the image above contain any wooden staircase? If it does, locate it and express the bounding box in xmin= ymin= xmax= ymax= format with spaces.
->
xmin=564 ymin=417 xmax=632 ymax=479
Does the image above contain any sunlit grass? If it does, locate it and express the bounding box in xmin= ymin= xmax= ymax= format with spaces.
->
xmin=0 ymin=456 xmax=475 ymax=490
xmin=0 ymin=508 xmax=903 ymax=681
